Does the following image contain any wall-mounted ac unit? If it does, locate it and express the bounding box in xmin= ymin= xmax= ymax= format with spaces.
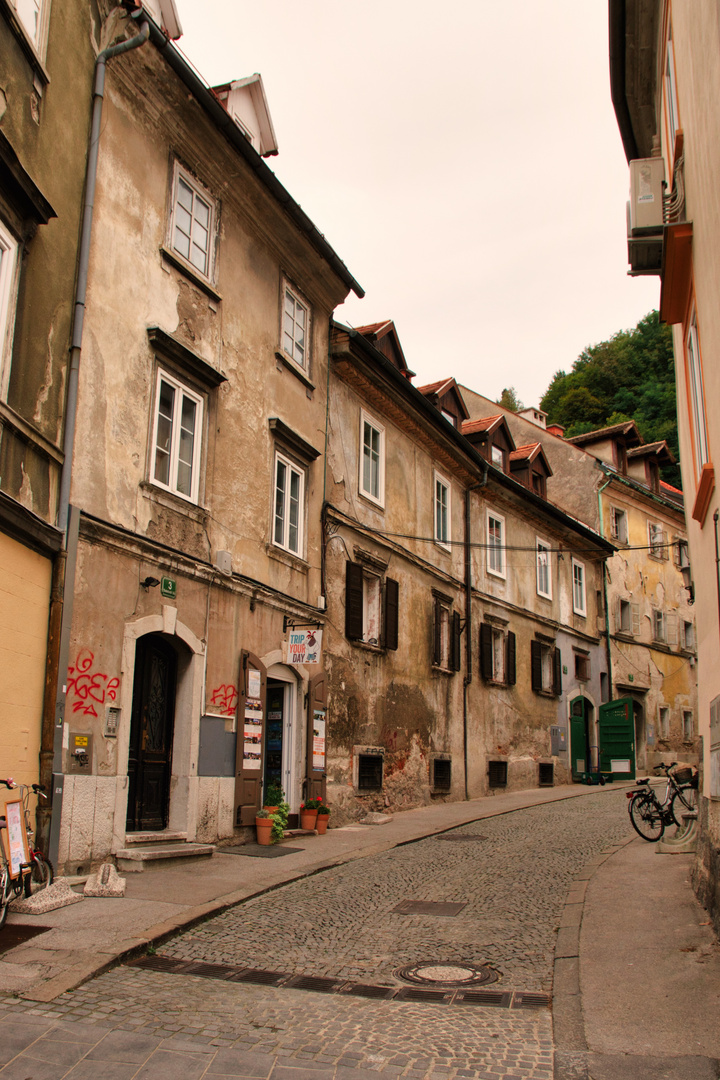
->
xmin=626 ymin=158 xmax=665 ymax=276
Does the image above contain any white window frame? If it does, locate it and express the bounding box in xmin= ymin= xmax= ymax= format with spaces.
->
xmin=648 ymin=521 xmax=668 ymax=560
xmin=540 ymin=643 xmax=554 ymax=692
xmin=653 ymin=609 xmax=666 ymax=643
xmin=168 ymin=163 xmax=215 ymax=282
xmin=150 ymin=369 xmax=204 ymax=504
xmin=0 ymin=219 xmax=19 ymax=400
xmin=491 ymin=444 xmax=505 ymax=470
xmin=359 ymin=409 xmax=385 ymax=507
xmin=686 ymin=311 xmax=709 ymax=476
xmin=362 ymin=572 xmax=381 ymax=646
xmin=664 ymin=26 xmax=679 ymax=152
xmin=610 ymin=506 xmax=628 ymax=544
xmin=281 ymin=281 xmax=310 ymax=371
xmin=273 ymin=450 xmax=305 ymax=557
xmin=536 ymin=538 xmax=552 ymax=600
xmin=9 ymin=0 xmax=51 ymax=59
xmin=658 ymin=705 xmax=670 ymax=740
xmin=434 ymin=471 xmax=451 ymax=550
xmin=491 ymin=626 xmax=506 ymax=682
xmin=571 ymin=558 xmax=586 ymax=617
xmin=683 ymin=620 xmax=695 ymax=651
xmin=487 ymin=512 xmax=506 ymax=579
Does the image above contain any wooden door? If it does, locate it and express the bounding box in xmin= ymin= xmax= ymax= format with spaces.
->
xmin=305 ymin=671 xmax=327 ymax=804
xmin=127 ymin=635 xmax=177 ymax=831
xmin=234 ymin=652 xmax=267 ymax=825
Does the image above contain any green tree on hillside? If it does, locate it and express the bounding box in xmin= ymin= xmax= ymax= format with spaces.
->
xmin=540 ymin=312 xmax=680 ymax=487
xmin=497 ymin=387 xmax=524 ymax=412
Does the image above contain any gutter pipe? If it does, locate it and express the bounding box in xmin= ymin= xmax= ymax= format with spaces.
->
xmin=46 ymin=16 xmax=150 ymax=868
xmin=463 ymin=467 xmax=487 ymax=800
xmin=597 ymin=475 xmax=614 ymax=702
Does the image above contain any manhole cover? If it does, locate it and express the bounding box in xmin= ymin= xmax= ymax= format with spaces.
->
xmin=438 ymin=834 xmax=488 ymax=842
xmin=0 ymin=924 xmax=52 ymax=955
xmin=395 ymin=962 xmax=500 ymax=988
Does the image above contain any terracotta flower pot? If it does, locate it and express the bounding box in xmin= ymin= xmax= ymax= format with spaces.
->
xmin=263 ymin=806 xmax=278 ymax=815
xmin=316 ymin=813 xmax=330 ymax=835
xmin=300 ymin=809 xmax=318 ymax=830
xmin=256 ymin=817 xmax=273 ymax=845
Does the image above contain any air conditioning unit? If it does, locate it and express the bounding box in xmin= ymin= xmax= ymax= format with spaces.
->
xmin=627 ymin=158 xmax=665 ymax=277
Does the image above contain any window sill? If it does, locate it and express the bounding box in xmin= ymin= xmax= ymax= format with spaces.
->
xmin=275 ymin=351 xmax=315 ymax=392
xmin=486 ymin=570 xmax=507 ymax=582
xmin=139 ymin=481 xmax=209 ymax=521
xmin=349 ymin=638 xmax=384 ymax=653
xmin=266 ymin=544 xmax=309 ymax=575
xmin=533 ymin=688 xmax=556 ymax=698
xmin=160 ymin=247 xmax=222 ymax=303
xmin=434 ymin=541 xmax=452 ymax=555
xmin=358 ymin=491 xmax=385 ymax=513
xmin=432 ymin=664 xmax=456 ymax=677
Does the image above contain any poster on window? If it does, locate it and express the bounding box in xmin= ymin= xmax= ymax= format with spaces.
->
xmin=284 ymin=629 xmax=322 ymax=667
xmin=312 ymin=708 xmax=326 ymax=770
xmin=243 ymin=697 xmax=263 ymax=769
xmin=2 ymin=800 xmax=29 ymax=879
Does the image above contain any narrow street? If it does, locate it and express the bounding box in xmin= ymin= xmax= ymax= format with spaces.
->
xmin=0 ymin=791 xmax=632 ymax=1079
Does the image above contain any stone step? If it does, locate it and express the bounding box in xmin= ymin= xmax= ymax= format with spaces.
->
xmin=123 ymin=831 xmax=188 ymax=845
xmin=116 ymin=842 xmax=215 ymax=873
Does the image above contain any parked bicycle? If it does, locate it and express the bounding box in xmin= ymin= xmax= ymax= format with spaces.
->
xmin=626 ymin=761 xmax=698 ymax=841
xmin=0 ymin=778 xmax=54 ymax=928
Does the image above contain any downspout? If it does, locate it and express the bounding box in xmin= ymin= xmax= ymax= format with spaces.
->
xmin=714 ymin=510 xmax=720 ymax=652
xmin=597 ymin=476 xmax=614 ymax=703
xmin=45 ymin=15 xmax=150 ymax=867
xmin=463 ymin=462 xmax=488 ymax=800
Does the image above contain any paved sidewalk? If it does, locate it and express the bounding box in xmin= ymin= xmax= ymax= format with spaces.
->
xmin=0 ymin=782 xmax=612 ymax=1003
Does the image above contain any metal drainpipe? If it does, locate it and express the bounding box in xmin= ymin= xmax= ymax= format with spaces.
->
xmin=463 ymin=463 xmax=488 ymax=800
xmin=597 ymin=476 xmax=614 ymax=703
xmin=714 ymin=510 xmax=720 ymax=650
xmin=46 ymin=16 xmax=150 ymax=869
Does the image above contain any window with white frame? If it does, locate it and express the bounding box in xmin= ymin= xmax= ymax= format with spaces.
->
xmin=0 ymin=219 xmax=19 ymax=400
xmin=683 ymin=620 xmax=695 ymax=651
xmin=151 ymin=370 xmax=204 ymax=503
xmin=686 ymin=310 xmax=709 ymax=475
xmin=480 ymin=622 xmax=516 ymax=685
xmin=648 ymin=521 xmax=668 ymax=559
xmin=536 ymin=538 xmax=551 ymax=599
xmin=653 ymin=608 xmax=666 ymax=643
xmin=617 ymin=598 xmax=640 ymax=637
xmin=610 ymin=506 xmax=628 ymax=543
xmin=345 ymin=562 xmax=399 ymax=650
xmin=282 ymin=283 xmax=309 ymax=369
xmin=10 ymin=0 xmax=50 ymax=56
xmin=531 ymin=639 xmax=561 ymax=696
xmin=434 ymin=472 xmax=451 ymax=549
xmin=658 ymin=705 xmax=670 ymax=740
xmin=491 ymin=444 xmax=505 ymax=470
xmin=169 ymin=165 xmax=215 ymax=281
xmin=675 ymin=538 xmax=690 ymax=568
xmin=359 ymin=410 xmax=385 ymax=506
xmin=432 ymin=595 xmax=461 ymax=671
xmin=273 ymin=451 xmax=304 ymax=556
xmin=664 ymin=23 xmax=679 ymax=151
xmin=683 ymin=710 xmax=694 ymax=740
xmin=487 ymin=512 xmax=506 ymax=578
xmin=571 ymin=558 xmax=586 ymax=616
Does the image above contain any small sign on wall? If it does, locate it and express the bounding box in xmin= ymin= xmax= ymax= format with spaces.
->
xmin=161 ymin=577 xmax=176 ymax=599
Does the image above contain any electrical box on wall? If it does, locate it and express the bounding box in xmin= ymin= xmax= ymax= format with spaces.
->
xmin=67 ymin=732 xmax=93 ymax=774
xmin=629 ymin=157 xmax=665 ymax=233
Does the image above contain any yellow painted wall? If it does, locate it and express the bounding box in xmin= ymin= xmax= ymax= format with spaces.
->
xmin=0 ymin=532 xmax=51 ymax=795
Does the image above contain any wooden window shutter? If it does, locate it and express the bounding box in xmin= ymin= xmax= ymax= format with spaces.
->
xmin=553 ymin=648 xmax=563 ymax=696
xmin=531 ymin=640 xmax=542 ymax=692
xmin=451 ymin=611 xmax=462 ymax=671
xmin=432 ymin=599 xmax=442 ymax=665
xmin=305 ymin=671 xmax=327 ymax=804
xmin=234 ymin=651 xmax=267 ymax=826
xmin=506 ymin=631 xmax=516 ymax=685
xmin=666 ymin=612 xmax=678 ymax=647
xmin=345 ymin=561 xmax=364 ymax=640
xmin=631 ymin=602 xmax=641 ymax=637
xmin=383 ymin=578 xmax=399 ymax=651
xmin=480 ymin=622 xmax=493 ymax=681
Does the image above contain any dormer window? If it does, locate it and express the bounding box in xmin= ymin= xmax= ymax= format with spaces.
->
xmin=492 ymin=445 xmax=505 ymax=470
xmin=441 ymin=409 xmax=457 ymax=427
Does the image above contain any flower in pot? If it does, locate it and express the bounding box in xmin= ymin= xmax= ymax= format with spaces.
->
xmin=255 ymin=807 xmax=274 ymax=846
xmin=299 ymin=798 xmax=321 ymax=830
xmin=263 ymin=781 xmax=285 ymax=813
xmin=315 ymin=804 xmax=330 ymax=835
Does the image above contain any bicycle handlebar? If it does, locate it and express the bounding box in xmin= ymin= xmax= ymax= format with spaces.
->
xmin=0 ymin=778 xmax=16 ymax=789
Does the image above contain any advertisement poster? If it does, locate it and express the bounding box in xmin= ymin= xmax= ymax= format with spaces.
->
xmin=3 ymin=800 xmax=28 ymax=879
xmin=243 ymin=696 xmax=263 ymax=770
xmin=284 ymin=629 xmax=322 ymax=666
xmin=312 ymin=708 xmax=326 ymax=770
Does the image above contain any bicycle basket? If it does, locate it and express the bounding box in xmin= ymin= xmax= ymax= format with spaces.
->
xmin=672 ymin=766 xmax=695 ymax=785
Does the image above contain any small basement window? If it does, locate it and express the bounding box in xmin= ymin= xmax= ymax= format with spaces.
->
xmin=538 ymin=763 xmax=554 ymax=787
xmin=357 ymin=752 xmax=383 ymax=792
xmin=432 ymin=757 xmax=451 ymax=792
xmin=488 ymin=760 xmax=508 ymax=788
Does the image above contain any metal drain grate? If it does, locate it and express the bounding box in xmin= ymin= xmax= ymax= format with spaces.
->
xmin=133 ymin=955 xmax=188 ymax=974
xmin=340 ymin=983 xmax=396 ymax=1000
xmin=456 ymin=989 xmax=512 ymax=1007
xmin=184 ymin=961 xmax=237 ymax=980
xmin=437 ymin=834 xmax=488 ymax=842
xmin=285 ymin=975 xmax=345 ymax=993
xmin=230 ymin=968 xmax=288 ymax=986
xmin=395 ymin=987 xmax=453 ymax=1003
xmin=513 ymin=991 xmax=552 ymax=1009
xmin=392 ymin=900 xmax=467 ymax=916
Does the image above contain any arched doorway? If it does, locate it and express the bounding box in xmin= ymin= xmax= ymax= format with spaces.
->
xmin=126 ymin=634 xmax=177 ymax=831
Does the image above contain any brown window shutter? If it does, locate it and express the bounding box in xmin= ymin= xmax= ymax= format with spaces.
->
xmin=480 ymin=622 xmax=493 ymax=680
xmin=506 ymin=631 xmax=516 ymax=685
xmin=451 ymin=611 xmax=462 ymax=671
xmin=553 ymin=647 xmax=563 ymax=696
xmin=346 ymin=561 xmax=364 ymax=639
xmin=432 ymin=599 xmax=441 ymax=665
xmin=383 ymin=577 xmax=399 ymax=651
xmin=234 ymin=651 xmax=267 ymax=826
xmin=531 ymin=640 xmax=542 ymax=692
xmin=305 ymin=671 xmax=327 ymax=804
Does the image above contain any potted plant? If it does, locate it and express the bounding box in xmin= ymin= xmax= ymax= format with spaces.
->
xmin=255 ymin=808 xmax=274 ymax=846
xmin=263 ymin=781 xmax=285 ymax=814
xmin=299 ymin=798 xmax=321 ymax=830
xmin=315 ymin=804 xmax=330 ymax=834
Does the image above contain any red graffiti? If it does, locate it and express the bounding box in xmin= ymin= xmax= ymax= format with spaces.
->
xmin=67 ymin=649 xmax=120 ymax=718
xmin=210 ymin=684 xmax=238 ymax=717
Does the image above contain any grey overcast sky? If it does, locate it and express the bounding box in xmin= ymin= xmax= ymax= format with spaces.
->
xmin=175 ymin=1 xmax=660 ymax=410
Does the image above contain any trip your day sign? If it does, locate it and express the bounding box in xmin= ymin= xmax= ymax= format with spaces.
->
xmin=284 ymin=628 xmax=322 ymax=666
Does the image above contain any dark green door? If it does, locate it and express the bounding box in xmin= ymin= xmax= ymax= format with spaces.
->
xmin=570 ymin=696 xmax=590 ymax=780
xmin=599 ymin=698 xmax=636 ymax=780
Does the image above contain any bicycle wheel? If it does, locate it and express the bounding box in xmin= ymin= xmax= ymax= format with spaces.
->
xmin=670 ymin=787 xmax=698 ymax=828
xmin=629 ymin=793 xmax=665 ymax=841
xmin=0 ymin=866 xmax=9 ymax=929
xmin=23 ymin=855 xmax=54 ymax=897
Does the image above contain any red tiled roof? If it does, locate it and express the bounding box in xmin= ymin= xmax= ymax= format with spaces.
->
xmin=461 ymin=415 xmax=502 ymax=435
xmin=418 ymin=378 xmax=454 ymax=396
xmin=509 ymin=442 xmax=541 ymax=461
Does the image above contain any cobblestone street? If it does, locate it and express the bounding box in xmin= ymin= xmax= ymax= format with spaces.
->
xmin=0 ymin=790 xmax=632 ymax=1079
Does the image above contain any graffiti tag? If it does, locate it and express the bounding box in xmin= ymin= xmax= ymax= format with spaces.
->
xmin=67 ymin=649 xmax=120 ymax=718
xmin=210 ymin=684 xmax=238 ymax=717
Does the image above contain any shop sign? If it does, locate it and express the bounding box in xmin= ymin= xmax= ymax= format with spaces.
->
xmin=284 ymin=629 xmax=322 ymax=666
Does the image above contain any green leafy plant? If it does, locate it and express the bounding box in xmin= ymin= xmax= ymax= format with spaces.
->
xmin=301 ymin=798 xmax=322 ymax=811
xmin=264 ymin=781 xmax=285 ymax=806
xmin=270 ymin=813 xmax=285 ymax=842
xmin=256 ymin=808 xmax=271 ymax=819
xmin=316 ymin=804 xmax=330 ymax=816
